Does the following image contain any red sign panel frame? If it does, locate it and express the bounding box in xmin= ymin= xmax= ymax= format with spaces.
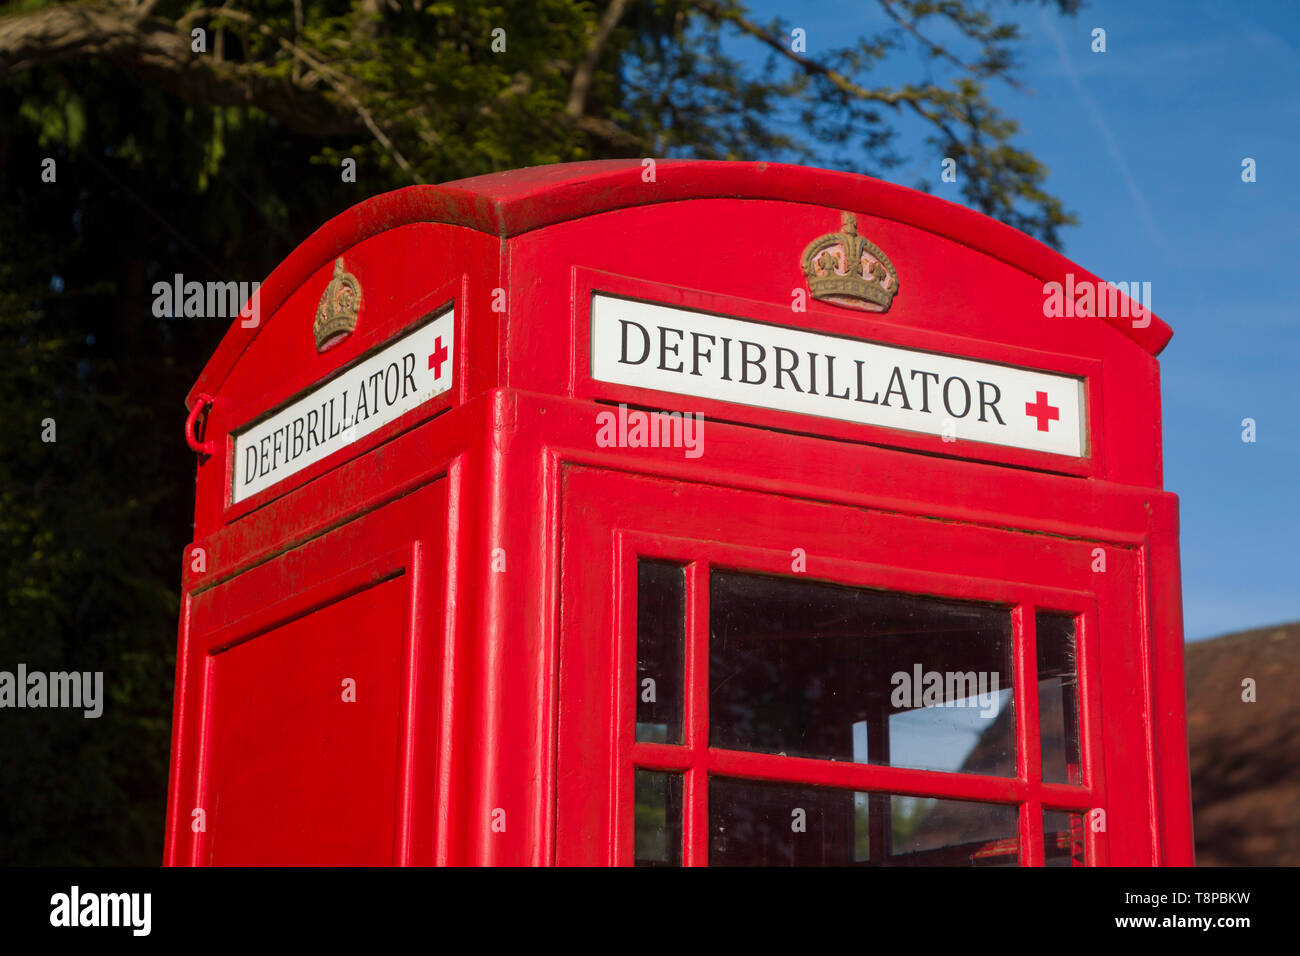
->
xmin=568 ymin=266 xmax=1107 ymax=478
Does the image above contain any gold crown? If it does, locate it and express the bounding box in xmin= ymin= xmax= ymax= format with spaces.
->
xmin=314 ymin=258 xmax=361 ymax=350
xmin=800 ymin=212 xmax=899 ymax=312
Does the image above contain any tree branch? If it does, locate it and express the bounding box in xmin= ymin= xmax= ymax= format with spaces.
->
xmin=1 ymin=1 xmax=423 ymax=181
xmin=878 ymin=0 xmax=1023 ymax=90
xmin=205 ymin=6 xmax=421 ymax=180
xmin=686 ymin=0 xmax=937 ymax=111
xmin=566 ymin=0 xmax=634 ymax=118
xmin=0 ymin=1 xmax=361 ymax=137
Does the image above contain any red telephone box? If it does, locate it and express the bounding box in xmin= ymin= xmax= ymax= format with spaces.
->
xmin=165 ymin=160 xmax=1192 ymax=866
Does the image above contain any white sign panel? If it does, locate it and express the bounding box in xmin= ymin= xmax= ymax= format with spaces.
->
xmin=591 ymin=295 xmax=1085 ymax=457
xmin=232 ymin=310 xmax=454 ymax=503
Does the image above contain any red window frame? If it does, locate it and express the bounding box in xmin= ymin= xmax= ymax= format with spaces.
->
xmin=557 ymin=466 xmax=1141 ymax=867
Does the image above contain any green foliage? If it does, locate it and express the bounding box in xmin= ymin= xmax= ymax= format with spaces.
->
xmin=0 ymin=0 xmax=1078 ymax=863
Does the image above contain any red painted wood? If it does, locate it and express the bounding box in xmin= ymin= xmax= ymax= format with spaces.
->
xmin=556 ymin=466 xmax=1150 ymax=865
xmin=1013 ymin=606 xmax=1045 ymax=868
xmin=203 ymin=576 xmax=407 ymax=865
xmin=168 ymin=161 xmax=1189 ymax=867
xmin=565 ymin=266 xmax=1116 ymax=479
xmin=187 ymin=160 xmax=1171 ymax=412
xmin=166 ymin=488 xmax=446 ymax=866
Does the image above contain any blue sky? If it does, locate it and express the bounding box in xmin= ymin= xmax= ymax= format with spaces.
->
xmin=735 ymin=0 xmax=1299 ymax=641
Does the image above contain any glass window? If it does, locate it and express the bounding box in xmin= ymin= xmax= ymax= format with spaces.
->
xmin=709 ymin=571 xmax=1015 ymax=776
xmin=627 ymin=564 xmax=1092 ymax=867
xmin=634 ymin=770 xmax=683 ymax=866
xmin=636 ymin=561 xmax=685 ymax=743
xmin=1043 ymin=809 xmax=1086 ymax=866
xmin=890 ymin=794 xmax=1019 ymax=866
xmin=1037 ymin=613 xmax=1082 ymax=785
xmin=708 ymin=777 xmax=1020 ymax=866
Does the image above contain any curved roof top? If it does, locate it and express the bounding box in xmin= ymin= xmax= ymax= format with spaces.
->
xmin=189 ymin=159 xmax=1172 ymax=407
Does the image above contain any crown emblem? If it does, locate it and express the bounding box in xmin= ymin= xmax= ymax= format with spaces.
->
xmin=800 ymin=212 xmax=899 ymax=312
xmin=313 ymin=258 xmax=361 ymax=351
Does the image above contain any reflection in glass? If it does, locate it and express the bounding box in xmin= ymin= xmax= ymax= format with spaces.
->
xmin=710 ymin=570 xmax=1015 ymax=776
xmin=890 ymin=794 xmax=1019 ymax=865
xmin=708 ymin=777 xmax=1020 ymax=866
xmin=634 ymin=770 xmax=683 ymax=866
xmin=1037 ymin=613 xmax=1082 ymax=784
xmin=1043 ymin=809 xmax=1086 ymax=866
xmin=636 ymin=560 xmax=685 ymax=743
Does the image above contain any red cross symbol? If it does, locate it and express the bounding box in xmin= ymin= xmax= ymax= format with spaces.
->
xmin=1025 ymin=390 xmax=1060 ymax=432
xmin=428 ymin=336 xmax=449 ymax=379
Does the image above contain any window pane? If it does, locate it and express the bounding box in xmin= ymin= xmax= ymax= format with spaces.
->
xmin=890 ymin=795 xmax=1019 ymax=866
xmin=710 ymin=571 xmax=1015 ymax=776
xmin=636 ymin=560 xmax=685 ymax=743
xmin=1043 ymin=809 xmax=1086 ymax=866
xmin=634 ymin=770 xmax=683 ymax=866
xmin=708 ymin=777 xmax=1020 ymax=866
xmin=709 ymin=777 xmax=863 ymax=866
xmin=1037 ymin=613 xmax=1082 ymax=784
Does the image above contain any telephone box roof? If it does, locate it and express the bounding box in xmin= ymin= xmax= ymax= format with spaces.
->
xmin=188 ymin=159 xmax=1172 ymax=408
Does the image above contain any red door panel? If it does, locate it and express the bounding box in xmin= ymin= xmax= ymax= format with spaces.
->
xmin=172 ymin=480 xmax=447 ymax=866
xmin=204 ymin=576 xmax=406 ymax=865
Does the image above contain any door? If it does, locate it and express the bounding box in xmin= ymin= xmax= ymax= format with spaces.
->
xmin=171 ymin=480 xmax=446 ymax=866
xmin=557 ymin=466 xmax=1151 ymax=865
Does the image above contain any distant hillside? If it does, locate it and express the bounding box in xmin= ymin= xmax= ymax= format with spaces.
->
xmin=1186 ymin=621 xmax=1300 ymax=866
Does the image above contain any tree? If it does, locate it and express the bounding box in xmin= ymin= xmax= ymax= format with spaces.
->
xmin=1 ymin=0 xmax=1079 ymax=238
xmin=0 ymin=0 xmax=1079 ymax=864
